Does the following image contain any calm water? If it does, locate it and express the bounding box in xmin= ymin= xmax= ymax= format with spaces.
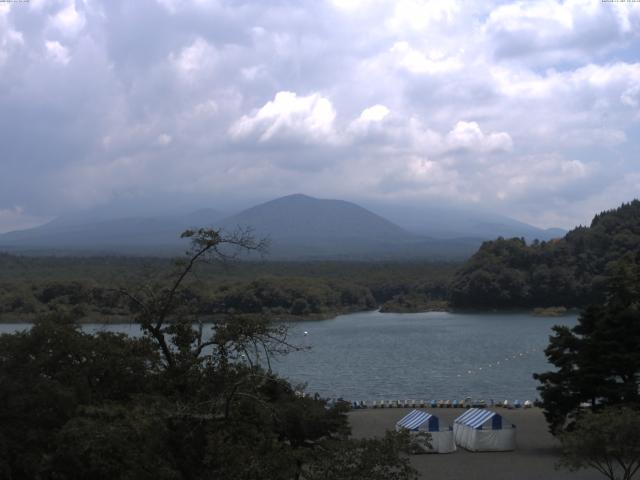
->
xmin=0 ymin=310 xmax=577 ymax=402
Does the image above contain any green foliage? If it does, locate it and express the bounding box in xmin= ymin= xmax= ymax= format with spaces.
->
xmin=52 ymin=404 xmax=180 ymax=480
xmin=380 ymin=293 xmax=449 ymax=313
xmin=0 ymin=230 xmax=418 ymax=480
xmin=0 ymin=254 xmax=458 ymax=321
xmin=0 ymin=319 xmax=159 ymax=479
xmin=558 ymin=407 xmax=640 ymax=480
xmin=450 ymin=200 xmax=640 ymax=309
xmin=211 ymin=277 xmax=376 ymax=317
xmin=0 ymin=316 xmax=417 ymax=480
xmin=304 ymin=431 xmax=418 ymax=480
xmin=534 ymin=258 xmax=640 ymax=434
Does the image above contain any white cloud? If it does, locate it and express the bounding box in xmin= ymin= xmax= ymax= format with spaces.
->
xmin=230 ymin=91 xmax=338 ymax=144
xmin=445 ymin=121 xmax=513 ymax=153
xmin=485 ymin=0 xmax=640 ymax=64
xmin=49 ymin=1 xmax=86 ymax=37
xmin=1 ymin=0 xmax=640 ymax=228
xmin=170 ymin=37 xmax=217 ymax=81
xmin=386 ymin=0 xmax=461 ymax=31
xmin=348 ymin=104 xmax=391 ymax=135
xmin=0 ymin=6 xmax=23 ymax=65
xmin=390 ymin=41 xmax=463 ymax=75
xmin=157 ymin=133 xmax=172 ymax=146
xmin=45 ymin=40 xmax=71 ymax=64
xmin=358 ymin=104 xmax=390 ymax=123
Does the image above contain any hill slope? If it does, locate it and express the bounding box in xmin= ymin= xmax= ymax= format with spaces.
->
xmin=218 ymin=194 xmax=476 ymax=259
xmin=0 ymin=209 xmax=222 ymax=255
xmin=449 ymin=200 xmax=640 ymax=309
xmin=0 ymin=194 xmax=566 ymax=260
xmin=220 ymin=194 xmax=409 ymax=240
xmin=367 ymin=203 xmax=566 ymax=241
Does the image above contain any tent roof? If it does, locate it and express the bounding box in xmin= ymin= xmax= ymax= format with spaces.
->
xmin=396 ymin=410 xmax=434 ymax=430
xmin=454 ymin=408 xmax=499 ymax=429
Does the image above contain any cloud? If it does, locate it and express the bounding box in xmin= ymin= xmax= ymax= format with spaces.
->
xmin=0 ymin=207 xmax=51 ymax=234
xmin=485 ymin=0 xmax=640 ymax=65
xmin=358 ymin=104 xmax=390 ymax=123
xmin=0 ymin=5 xmax=24 ymax=66
xmin=45 ymin=40 xmax=71 ymax=64
xmin=229 ymin=91 xmax=338 ymax=144
xmin=170 ymin=37 xmax=217 ymax=81
xmin=49 ymin=1 xmax=86 ymax=38
xmin=389 ymin=41 xmax=463 ymax=75
xmin=157 ymin=133 xmax=172 ymax=146
xmin=0 ymin=0 xmax=639 ymax=231
xmin=445 ymin=121 xmax=513 ymax=153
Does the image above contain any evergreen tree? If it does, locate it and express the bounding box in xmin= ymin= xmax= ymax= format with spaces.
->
xmin=534 ymin=256 xmax=640 ymax=434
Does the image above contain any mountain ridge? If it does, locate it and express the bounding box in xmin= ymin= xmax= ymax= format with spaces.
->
xmin=0 ymin=194 xmax=565 ymax=259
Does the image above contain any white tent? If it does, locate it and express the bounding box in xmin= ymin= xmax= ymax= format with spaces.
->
xmin=453 ymin=408 xmax=516 ymax=452
xmin=395 ymin=409 xmax=456 ymax=453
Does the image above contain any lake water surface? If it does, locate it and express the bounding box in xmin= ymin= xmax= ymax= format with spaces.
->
xmin=0 ymin=310 xmax=577 ymax=402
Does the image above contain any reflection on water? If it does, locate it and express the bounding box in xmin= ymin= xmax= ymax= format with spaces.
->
xmin=0 ymin=310 xmax=577 ymax=401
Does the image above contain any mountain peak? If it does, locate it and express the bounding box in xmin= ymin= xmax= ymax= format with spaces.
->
xmin=221 ymin=194 xmax=409 ymax=240
xmin=278 ymin=193 xmax=315 ymax=201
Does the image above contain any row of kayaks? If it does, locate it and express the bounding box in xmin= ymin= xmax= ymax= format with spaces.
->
xmin=344 ymin=399 xmax=534 ymax=409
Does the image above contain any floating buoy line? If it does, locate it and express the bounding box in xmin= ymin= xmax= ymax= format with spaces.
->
xmin=455 ymin=347 xmax=542 ymax=378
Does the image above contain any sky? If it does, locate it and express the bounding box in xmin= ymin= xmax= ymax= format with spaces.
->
xmin=0 ymin=0 xmax=639 ymax=233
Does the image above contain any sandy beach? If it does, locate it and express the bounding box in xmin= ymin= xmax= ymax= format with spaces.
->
xmin=349 ymin=407 xmax=602 ymax=480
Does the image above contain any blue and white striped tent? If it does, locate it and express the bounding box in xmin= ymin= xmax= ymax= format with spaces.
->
xmin=396 ymin=410 xmax=439 ymax=432
xmin=395 ymin=410 xmax=456 ymax=453
xmin=453 ymin=408 xmax=516 ymax=452
xmin=455 ymin=408 xmax=503 ymax=430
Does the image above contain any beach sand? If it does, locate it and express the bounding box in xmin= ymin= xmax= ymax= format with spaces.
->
xmin=349 ymin=407 xmax=602 ymax=480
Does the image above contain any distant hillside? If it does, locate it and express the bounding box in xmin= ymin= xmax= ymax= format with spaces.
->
xmin=0 ymin=195 xmax=479 ymax=259
xmin=0 ymin=193 xmax=567 ymax=260
xmin=0 ymin=209 xmax=222 ymax=255
xmin=366 ymin=203 xmax=566 ymax=241
xmin=220 ymin=194 xmax=409 ymax=240
xmin=217 ymin=194 xmax=476 ymax=260
xmin=449 ymin=200 xmax=640 ymax=309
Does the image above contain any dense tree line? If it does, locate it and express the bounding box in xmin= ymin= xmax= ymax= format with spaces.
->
xmin=450 ymin=200 xmax=640 ymax=309
xmin=0 ymin=277 xmax=377 ymax=321
xmin=0 ymin=255 xmax=456 ymax=321
xmin=0 ymin=229 xmax=418 ymax=480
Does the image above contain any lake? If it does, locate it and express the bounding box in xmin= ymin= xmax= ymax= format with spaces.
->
xmin=0 ymin=310 xmax=577 ymax=402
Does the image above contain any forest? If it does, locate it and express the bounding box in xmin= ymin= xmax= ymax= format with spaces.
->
xmin=1 ymin=200 xmax=639 ymax=321
xmin=0 ymin=228 xmax=419 ymax=480
xmin=449 ymin=200 xmax=640 ymax=309
xmin=0 ymin=254 xmax=456 ymax=322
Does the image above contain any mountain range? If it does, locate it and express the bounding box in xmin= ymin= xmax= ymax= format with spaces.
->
xmin=0 ymin=194 xmax=565 ymax=260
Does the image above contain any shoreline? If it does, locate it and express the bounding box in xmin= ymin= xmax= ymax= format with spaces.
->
xmin=349 ymin=407 xmax=600 ymax=480
xmin=0 ymin=306 xmax=580 ymax=324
